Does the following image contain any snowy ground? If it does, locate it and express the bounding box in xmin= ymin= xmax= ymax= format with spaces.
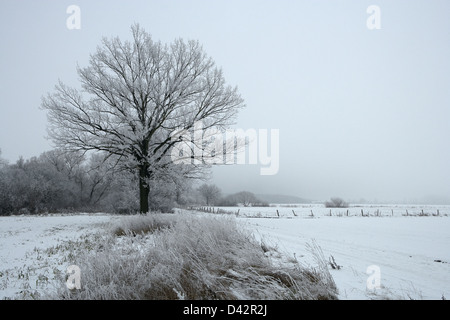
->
xmin=214 ymin=203 xmax=449 ymax=218
xmin=240 ymin=215 xmax=450 ymax=300
xmin=207 ymin=204 xmax=450 ymax=300
xmin=0 ymin=213 xmax=119 ymax=299
xmin=0 ymin=206 xmax=449 ymax=300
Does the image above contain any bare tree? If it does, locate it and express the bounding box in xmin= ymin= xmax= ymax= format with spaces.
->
xmin=234 ymin=191 xmax=260 ymax=207
xmin=0 ymin=149 xmax=8 ymax=168
xmin=42 ymin=24 xmax=244 ymax=213
xmin=198 ymin=183 xmax=221 ymax=206
xmin=324 ymin=197 xmax=349 ymax=208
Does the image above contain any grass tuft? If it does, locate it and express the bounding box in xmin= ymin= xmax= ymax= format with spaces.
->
xmin=50 ymin=214 xmax=338 ymax=300
xmin=110 ymin=213 xmax=176 ymax=236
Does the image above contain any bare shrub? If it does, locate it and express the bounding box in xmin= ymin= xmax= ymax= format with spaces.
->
xmin=51 ymin=214 xmax=338 ymax=300
xmin=324 ymin=197 xmax=349 ymax=208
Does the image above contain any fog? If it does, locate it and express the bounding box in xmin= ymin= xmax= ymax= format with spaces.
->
xmin=1 ymin=0 xmax=449 ymax=203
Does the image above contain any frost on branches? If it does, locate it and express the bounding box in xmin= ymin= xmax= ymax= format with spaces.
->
xmin=41 ymin=24 xmax=244 ymax=213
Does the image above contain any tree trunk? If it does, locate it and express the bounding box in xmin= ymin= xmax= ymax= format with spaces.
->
xmin=138 ymin=164 xmax=150 ymax=214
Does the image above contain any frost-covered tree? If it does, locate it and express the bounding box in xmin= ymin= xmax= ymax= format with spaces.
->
xmin=0 ymin=155 xmax=72 ymax=214
xmin=324 ymin=197 xmax=348 ymax=208
xmin=42 ymin=24 xmax=244 ymax=213
xmin=234 ymin=191 xmax=259 ymax=207
xmin=42 ymin=149 xmax=116 ymax=208
xmin=0 ymin=149 xmax=8 ymax=168
xmin=198 ymin=183 xmax=221 ymax=206
xmin=0 ymin=150 xmax=11 ymax=215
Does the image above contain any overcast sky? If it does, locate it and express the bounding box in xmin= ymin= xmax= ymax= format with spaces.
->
xmin=1 ymin=0 xmax=449 ymax=203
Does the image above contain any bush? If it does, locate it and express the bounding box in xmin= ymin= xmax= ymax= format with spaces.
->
xmin=324 ymin=197 xmax=348 ymax=208
xmin=51 ymin=214 xmax=338 ymax=300
xmin=217 ymin=191 xmax=268 ymax=207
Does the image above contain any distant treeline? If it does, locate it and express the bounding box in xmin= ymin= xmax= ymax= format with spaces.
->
xmin=217 ymin=191 xmax=269 ymax=207
xmin=0 ymin=149 xmax=199 ymax=216
xmin=0 ymin=149 xmax=272 ymax=216
xmin=196 ymin=184 xmax=269 ymax=207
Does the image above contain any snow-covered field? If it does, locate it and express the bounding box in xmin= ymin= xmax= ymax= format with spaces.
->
xmin=0 ymin=213 xmax=120 ymax=299
xmin=242 ymin=215 xmax=450 ymax=300
xmin=0 ymin=205 xmax=449 ymax=300
xmin=215 ymin=203 xmax=449 ymax=218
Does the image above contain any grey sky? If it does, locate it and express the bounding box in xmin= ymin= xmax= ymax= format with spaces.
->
xmin=0 ymin=0 xmax=449 ymax=203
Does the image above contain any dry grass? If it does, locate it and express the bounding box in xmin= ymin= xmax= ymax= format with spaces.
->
xmin=110 ymin=213 xmax=176 ymax=236
xmin=51 ymin=213 xmax=338 ymax=300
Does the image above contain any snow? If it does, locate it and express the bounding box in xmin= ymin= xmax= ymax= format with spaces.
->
xmin=239 ymin=214 xmax=450 ymax=300
xmin=0 ymin=207 xmax=449 ymax=300
xmin=217 ymin=204 xmax=449 ymax=218
xmin=0 ymin=213 xmax=119 ymax=299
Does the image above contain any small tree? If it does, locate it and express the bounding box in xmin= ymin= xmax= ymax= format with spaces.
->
xmin=234 ymin=191 xmax=259 ymax=207
xmin=324 ymin=197 xmax=349 ymax=208
xmin=198 ymin=184 xmax=221 ymax=206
